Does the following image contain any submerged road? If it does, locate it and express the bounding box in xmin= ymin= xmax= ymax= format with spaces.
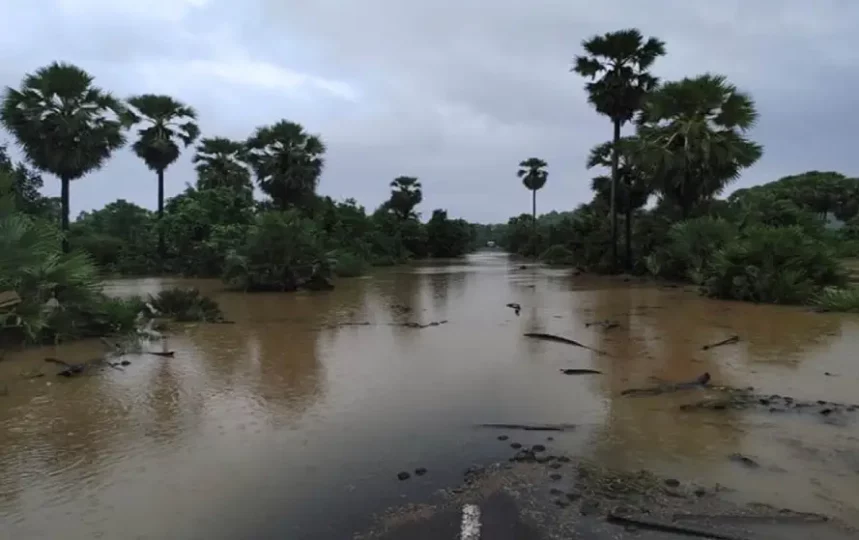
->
xmin=371 ymin=493 xmax=545 ymax=540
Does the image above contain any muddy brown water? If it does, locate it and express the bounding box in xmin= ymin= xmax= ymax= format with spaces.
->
xmin=1 ymin=252 xmax=858 ymax=539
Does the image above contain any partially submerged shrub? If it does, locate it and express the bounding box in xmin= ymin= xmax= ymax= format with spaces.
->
xmin=148 ymin=287 xmax=223 ymax=322
xmin=703 ymin=225 xmax=846 ymax=304
xmin=330 ymin=251 xmax=368 ymax=277
xmin=223 ymin=210 xmax=329 ymax=292
xmin=539 ymin=244 xmax=576 ymax=266
xmin=812 ymin=286 xmax=859 ymax=313
xmin=647 ymin=217 xmax=737 ymax=282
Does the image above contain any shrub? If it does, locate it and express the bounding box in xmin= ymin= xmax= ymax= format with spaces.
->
xmin=703 ymin=225 xmax=846 ymax=304
xmin=813 ymin=286 xmax=859 ymax=312
xmin=149 ymin=288 xmax=223 ymax=322
xmin=223 ymin=210 xmax=328 ymax=291
xmin=330 ymin=251 xmax=368 ymax=277
xmin=539 ymin=244 xmax=576 ymax=266
xmin=647 ymin=217 xmax=737 ymax=283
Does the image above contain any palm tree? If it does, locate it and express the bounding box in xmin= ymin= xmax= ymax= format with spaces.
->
xmin=0 ymin=62 xmax=128 ymax=252
xmin=588 ymin=137 xmax=652 ymax=268
xmin=245 ymin=120 xmax=326 ymax=210
xmin=638 ymin=74 xmax=763 ymax=218
xmin=517 ymin=158 xmax=548 ymax=252
xmin=193 ymin=137 xmax=252 ymax=192
xmin=126 ymin=94 xmax=199 ymax=258
xmin=573 ymin=29 xmax=666 ymax=272
xmin=388 ymin=176 xmax=423 ymax=220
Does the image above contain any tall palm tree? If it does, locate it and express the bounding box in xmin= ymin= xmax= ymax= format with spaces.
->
xmin=0 ymin=62 xmax=128 ymax=252
xmin=193 ymin=137 xmax=251 ymax=192
xmin=588 ymin=137 xmax=652 ymax=269
xmin=638 ymin=74 xmax=763 ymax=218
xmin=517 ymin=158 xmax=548 ymax=252
xmin=126 ymin=94 xmax=200 ymax=258
xmin=388 ymin=176 xmax=422 ymax=220
xmin=245 ymin=120 xmax=326 ymax=210
xmin=573 ymin=29 xmax=665 ymax=272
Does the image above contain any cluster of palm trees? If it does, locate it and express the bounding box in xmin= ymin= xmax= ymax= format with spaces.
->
xmin=1 ymin=62 xmax=324 ymax=254
xmin=518 ymin=29 xmax=762 ymax=270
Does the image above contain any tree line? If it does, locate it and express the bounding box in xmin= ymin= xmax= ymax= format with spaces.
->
xmin=0 ymin=63 xmax=478 ymax=277
xmin=503 ymin=29 xmax=859 ymax=309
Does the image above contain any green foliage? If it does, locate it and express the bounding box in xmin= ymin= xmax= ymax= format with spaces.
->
xmin=0 ymin=62 xmax=129 ymax=245
xmin=647 ymin=217 xmax=737 ymax=283
xmin=387 ymin=176 xmax=423 ymax=220
xmin=573 ymin=29 xmax=666 ymax=125
xmin=69 ymin=200 xmax=156 ymax=274
xmin=539 ymin=245 xmax=576 ymax=266
xmin=703 ymin=225 xmax=845 ymax=303
xmin=0 ymin=144 xmax=59 ymax=221
xmin=126 ymin=94 xmax=199 ymax=174
xmin=159 ymin=186 xmax=254 ymax=276
xmin=638 ymin=74 xmax=763 ymax=217
xmin=425 ymin=209 xmax=474 ymax=258
xmin=245 ymin=120 xmax=325 ymax=210
xmin=223 ymin=210 xmax=327 ymax=291
xmin=812 ymin=286 xmax=859 ymax=313
xmin=0 ymin=172 xmax=137 ymax=344
xmin=194 ymin=137 xmax=253 ymax=193
xmin=148 ymin=288 xmax=223 ymax=322
xmin=330 ymin=251 xmax=369 ymax=277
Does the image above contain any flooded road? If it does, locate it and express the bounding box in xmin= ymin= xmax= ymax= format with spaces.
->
xmin=1 ymin=252 xmax=858 ymax=539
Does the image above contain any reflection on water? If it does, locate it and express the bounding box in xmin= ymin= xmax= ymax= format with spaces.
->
xmin=1 ymin=252 xmax=859 ymax=538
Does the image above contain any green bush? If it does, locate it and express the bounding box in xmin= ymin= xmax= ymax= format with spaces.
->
xmin=223 ymin=210 xmax=328 ymax=291
xmin=703 ymin=225 xmax=846 ymax=303
xmin=812 ymin=286 xmax=859 ymax=312
xmin=148 ymin=288 xmax=223 ymax=322
xmin=330 ymin=251 xmax=368 ymax=277
xmin=539 ymin=244 xmax=576 ymax=265
xmin=647 ymin=217 xmax=737 ymax=283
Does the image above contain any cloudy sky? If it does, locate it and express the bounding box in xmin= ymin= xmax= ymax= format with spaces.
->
xmin=1 ymin=0 xmax=857 ymax=223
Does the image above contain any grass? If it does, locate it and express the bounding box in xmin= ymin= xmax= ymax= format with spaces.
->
xmin=812 ymin=286 xmax=859 ymax=313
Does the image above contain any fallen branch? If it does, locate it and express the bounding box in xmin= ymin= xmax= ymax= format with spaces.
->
xmin=523 ymin=333 xmax=606 ymax=355
xmin=621 ymin=373 xmax=711 ymax=397
xmin=477 ymin=423 xmax=575 ymax=432
xmin=702 ymin=335 xmax=740 ymax=351
xmin=148 ymin=351 xmax=175 ymax=358
xmin=559 ymin=368 xmax=602 ymax=375
xmin=606 ymin=513 xmax=749 ymax=540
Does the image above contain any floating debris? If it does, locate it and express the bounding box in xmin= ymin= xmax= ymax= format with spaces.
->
xmin=523 ymin=333 xmax=606 ymax=355
xmin=621 ymin=373 xmax=711 ymax=397
xmin=701 ymin=335 xmax=740 ymax=351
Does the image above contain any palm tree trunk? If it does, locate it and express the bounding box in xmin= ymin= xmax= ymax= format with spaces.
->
xmin=531 ymin=188 xmax=537 ymax=259
xmin=625 ymin=208 xmax=632 ymax=270
xmin=157 ymin=168 xmax=165 ymax=260
xmin=61 ymin=176 xmax=70 ymax=253
xmin=610 ymin=119 xmax=620 ymax=273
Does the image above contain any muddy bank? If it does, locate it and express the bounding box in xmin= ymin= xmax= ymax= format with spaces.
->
xmin=360 ymin=452 xmax=858 ymax=539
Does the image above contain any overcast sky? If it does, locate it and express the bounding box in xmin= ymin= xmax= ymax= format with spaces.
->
xmin=1 ymin=1 xmax=857 ymax=223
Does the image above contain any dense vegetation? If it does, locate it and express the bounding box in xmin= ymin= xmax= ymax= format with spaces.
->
xmin=499 ymin=29 xmax=859 ymax=309
xmin=0 ymin=62 xmax=478 ymax=343
xmin=2 ymin=26 xmax=859 ymax=348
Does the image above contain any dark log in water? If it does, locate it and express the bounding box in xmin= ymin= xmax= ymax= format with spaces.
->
xmin=559 ymin=368 xmax=602 ymax=375
xmin=478 ymin=423 xmax=576 ymax=431
xmin=523 ymin=333 xmax=606 ymax=355
xmin=621 ymin=372 xmax=711 ymax=397
xmin=701 ymin=335 xmax=740 ymax=351
xmin=606 ymin=513 xmax=749 ymax=540
xmin=148 ymin=351 xmax=175 ymax=358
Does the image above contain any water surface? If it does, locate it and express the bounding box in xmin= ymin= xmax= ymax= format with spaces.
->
xmin=1 ymin=252 xmax=858 ymax=539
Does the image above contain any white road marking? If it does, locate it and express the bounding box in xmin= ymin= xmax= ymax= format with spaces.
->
xmin=460 ymin=504 xmax=481 ymax=540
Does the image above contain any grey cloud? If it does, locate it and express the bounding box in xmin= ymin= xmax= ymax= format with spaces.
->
xmin=1 ymin=0 xmax=858 ymax=222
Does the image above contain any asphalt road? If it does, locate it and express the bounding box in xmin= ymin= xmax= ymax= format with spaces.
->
xmin=371 ymin=492 xmax=545 ymax=540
